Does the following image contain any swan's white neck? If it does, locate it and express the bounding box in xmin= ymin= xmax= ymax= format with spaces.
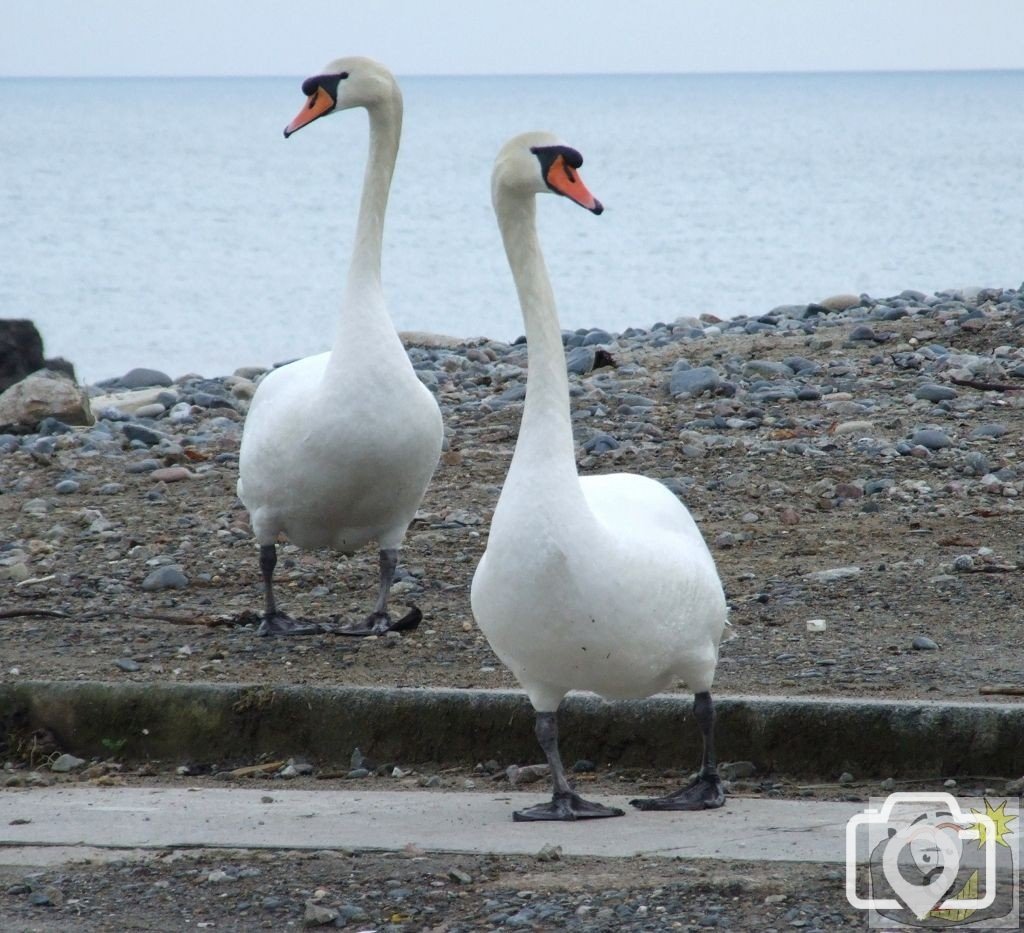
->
xmin=495 ymin=189 xmax=581 ymax=491
xmin=331 ymin=91 xmax=405 ymax=367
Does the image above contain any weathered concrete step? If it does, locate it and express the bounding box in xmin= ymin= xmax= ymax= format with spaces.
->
xmin=2 ymin=681 xmax=1022 ymax=778
xmin=0 ymin=786 xmax=865 ymax=865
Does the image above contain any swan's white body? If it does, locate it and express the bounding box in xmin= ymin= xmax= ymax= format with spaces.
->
xmin=471 ymin=133 xmax=727 ymax=714
xmin=237 ymin=58 xmax=442 ymax=560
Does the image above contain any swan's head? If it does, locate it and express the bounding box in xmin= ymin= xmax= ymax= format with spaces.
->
xmin=492 ymin=131 xmax=603 ymax=214
xmin=284 ymin=56 xmax=400 ymax=138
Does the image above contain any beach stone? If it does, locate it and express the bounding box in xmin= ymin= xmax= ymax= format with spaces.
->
xmin=90 ymin=387 xmax=169 ymax=417
xmin=122 ymin=423 xmax=166 ymax=447
xmin=0 ymin=319 xmax=46 ymax=391
xmin=670 ymin=364 xmax=719 ymax=397
xmin=49 ymin=753 xmax=86 ymax=773
xmin=582 ymin=328 xmax=614 ymax=346
xmin=54 ymin=479 xmax=80 ymax=495
xmin=818 ymin=294 xmax=861 ymax=312
xmin=116 ymin=367 xmax=173 ymax=389
xmin=115 ymin=658 xmax=141 ymax=672
xmin=805 ymin=566 xmax=861 ymax=583
xmin=743 ymin=360 xmax=792 ymax=378
xmin=565 ymin=346 xmax=597 ymax=375
xmin=911 ymin=428 xmax=952 ymax=450
xmin=142 ymin=565 xmax=189 ymax=591
xmin=970 ymin=423 xmax=1008 ymax=439
xmin=150 ymin=466 xmax=193 ymax=483
xmin=0 ymin=370 xmax=94 ymax=431
xmin=832 ymin=420 xmax=874 ymax=436
xmin=583 ymin=432 xmax=619 ymax=454
xmin=848 ymin=325 xmax=876 ymax=341
xmin=132 ymin=402 xmax=166 ymax=419
xmin=914 ymin=384 xmax=958 ymax=402
xmin=126 ymin=458 xmax=161 ymax=474
xmin=303 ymin=901 xmax=338 ymax=926
xmin=912 ymin=636 xmax=939 ymax=651
xmin=37 ymin=416 xmax=73 ymax=436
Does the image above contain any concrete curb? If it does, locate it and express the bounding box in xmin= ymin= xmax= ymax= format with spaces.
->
xmin=2 ymin=681 xmax=1022 ymax=778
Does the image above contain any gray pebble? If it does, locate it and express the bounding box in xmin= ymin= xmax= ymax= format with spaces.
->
xmin=565 ymin=345 xmax=596 ymax=376
xmin=910 ymin=429 xmax=952 ymax=450
xmin=583 ymin=432 xmax=619 ymax=454
xmin=142 ymin=565 xmax=189 ymax=591
xmin=912 ymin=636 xmax=939 ymax=650
xmin=122 ymin=423 xmax=167 ymax=447
xmin=116 ymin=367 xmax=173 ymax=389
xmin=55 ymin=479 xmax=80 ymax=495
xmin=125 ymin=458 xmax=161 ymax=474
xmin=115 ymin=658 xmax=141 ymax=672
xmin=670 ymin=364 xmax=719 ymax=397
xmin=914 ymin=384 xmax=958 ymax=402
xmin=49 ymin=753 xmax=87 ymax=773
xmin=970 ymin=422 xmax=1009 ymax=439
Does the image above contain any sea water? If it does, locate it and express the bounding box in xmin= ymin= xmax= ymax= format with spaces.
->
xmin=1 ymin=70 xmax=1022 ymax=382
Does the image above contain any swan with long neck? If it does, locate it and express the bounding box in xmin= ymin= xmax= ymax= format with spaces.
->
xmin=471 ymin=132 xmax=729 ymax=821
xmin=237 ymin=57 xmax=443 ymax=636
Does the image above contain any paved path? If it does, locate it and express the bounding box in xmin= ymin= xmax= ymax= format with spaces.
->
xmin=0 ymin=787 xmax=866 ymax=867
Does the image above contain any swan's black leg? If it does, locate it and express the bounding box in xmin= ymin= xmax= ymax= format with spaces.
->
xmin=337 ymin=548 xmax=422 ymax=636
xmin=513 ymin=710 xmax=624 ymax=822
xmin=630 ymin=691 xmax=725 ymax=811
xmin=255 ymin=543 xmax=323 ymax=636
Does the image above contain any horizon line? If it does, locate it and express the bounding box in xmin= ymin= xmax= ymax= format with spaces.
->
xmin=2 ymin=65 xmax=1023 ymax=81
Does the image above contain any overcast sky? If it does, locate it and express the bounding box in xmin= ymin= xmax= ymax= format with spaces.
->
xmin=4 ymin=0 xmax=1022 ymax=77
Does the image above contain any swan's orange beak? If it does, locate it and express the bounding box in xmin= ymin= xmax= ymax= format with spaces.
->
xmin=284 ymin=86 xmax=335 ymax=138
xmin=545 ymin=155 xmax=603 ymax=214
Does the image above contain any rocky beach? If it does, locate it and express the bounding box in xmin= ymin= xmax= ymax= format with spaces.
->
xmin=3 ymin=285 xmax=1023 ymax=700
xmin=3 ymin=285 xmax=1024 ymax=931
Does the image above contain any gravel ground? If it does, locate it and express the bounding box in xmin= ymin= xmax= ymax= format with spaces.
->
xmin=0 ymin=849 xmax=869 ymax=932
xmin=2 ymin=286 xmax=1024 ymax=705
xmin=4 ymin=287 xmax=1024 ymax=931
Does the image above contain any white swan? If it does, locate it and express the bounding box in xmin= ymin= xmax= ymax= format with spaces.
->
xmin=237 ymin=57 xmax=443 ymax=637
xmin=471 ymin=132 xmax=729 ymax=821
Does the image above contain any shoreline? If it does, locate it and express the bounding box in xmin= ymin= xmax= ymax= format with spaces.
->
xmin=1 ymin=283 xmax=1023 ymax=704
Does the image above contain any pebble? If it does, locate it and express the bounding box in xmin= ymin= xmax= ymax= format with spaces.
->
xmin=303 ymin=901 xmax=338 ymax=926
xmin=911 ymin=636 xmax=939 ymax=650
xmin=115 ymin=658 xmax=141 ymax=672
xmin=122 ymin=423 xmax=166 ymax=447
xmin=54 ymin=479 xmax=80 ymax=494
xmin=49 ymin=753 xmax=87 ymax=773
xmin=910 ymin=428 xmax=952 ymax=450
xmin=670 ymin=364 xmax=719 ymax=397
xmin=804 ymin=567 xmax=861 ymax=583
xmin=150 ymin=466 xmax=193 ymax=483
xmin=914 ymin=384 xmax=958 ymax=402
xmin=142 ymin=565 xmax=189 ymax=591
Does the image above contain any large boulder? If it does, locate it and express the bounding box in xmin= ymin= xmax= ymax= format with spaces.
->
xmin=0 ymin=370 xmax=94 ymax=433
xmin=0 ymin=320 xmax=45 ymax=392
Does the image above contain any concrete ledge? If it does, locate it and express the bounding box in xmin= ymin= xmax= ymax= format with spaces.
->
xmin=2 ymin=681 xmax=1022 ymax=778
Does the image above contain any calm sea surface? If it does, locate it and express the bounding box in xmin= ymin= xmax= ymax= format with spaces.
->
xmin=2 ymin=71 xmax=1022 ymax=383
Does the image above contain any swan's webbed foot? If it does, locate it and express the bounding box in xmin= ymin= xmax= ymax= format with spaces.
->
xmin=629 ymin=771 xmax=725 ymax=811
xmin=256 ymin=612 xmax=324 ymax=637
xmin=513 ymin=790 xmax=624 ymax=822
xmin=336 ymin=605 xmax=422 ymax=637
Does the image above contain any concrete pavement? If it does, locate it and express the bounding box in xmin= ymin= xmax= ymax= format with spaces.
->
xmin=0 ymin=786 xmax=865 ymax=867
